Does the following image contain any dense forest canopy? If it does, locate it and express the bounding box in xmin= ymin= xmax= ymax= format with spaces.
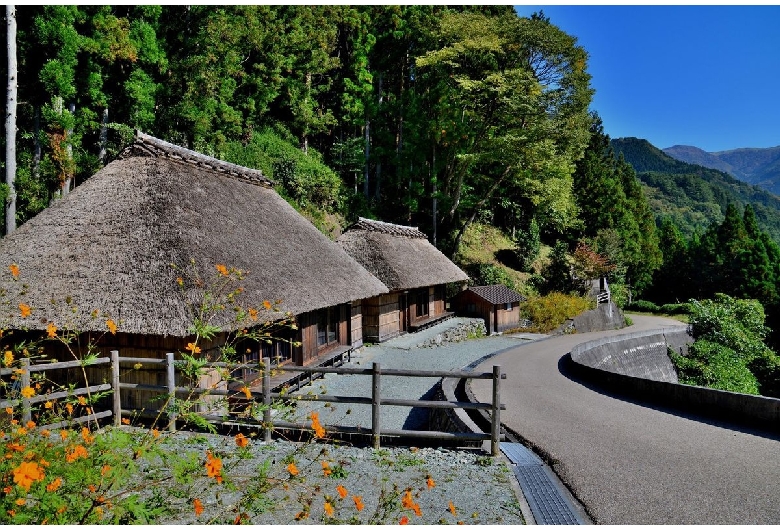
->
xmin=6 ymin=5 xmax=780 ymax=360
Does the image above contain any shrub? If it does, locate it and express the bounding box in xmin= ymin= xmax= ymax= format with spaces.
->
xmin=470 ymin=264 xmax=516 ymax=291
xmin=659 ymin=303 xmax=690 ymax=315
xmin=626 ymin=300 xmax=660 ymax=313
xmin=520 ymin=292 xmax=593 ymax=333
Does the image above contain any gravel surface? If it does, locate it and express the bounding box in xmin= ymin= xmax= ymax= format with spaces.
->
xmin=286 ymin=317 xmax=541 ymax=431
xmin=144 ymin=432 xmax=525 ymax=525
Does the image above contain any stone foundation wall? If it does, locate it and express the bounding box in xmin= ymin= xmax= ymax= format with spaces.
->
xmin=414 ymin=318 xmax=487 ymax=349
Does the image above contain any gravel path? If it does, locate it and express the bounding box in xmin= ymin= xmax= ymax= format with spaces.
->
xmin=286 ymin=317 xmax=539 ymax=431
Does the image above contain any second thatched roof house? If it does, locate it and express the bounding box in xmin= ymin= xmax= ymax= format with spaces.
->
xmin=0 ymin=132 xmax=388 ymax=406
xmin=337 ymin=218 xmax=469 ymax=343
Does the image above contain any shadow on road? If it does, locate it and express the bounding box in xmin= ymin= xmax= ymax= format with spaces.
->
xmin=557 ymin=353 xmax=780 ymax=442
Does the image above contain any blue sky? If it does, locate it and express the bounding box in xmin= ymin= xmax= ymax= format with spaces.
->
xmin=514 ymin=5 xmax=780 ymax=153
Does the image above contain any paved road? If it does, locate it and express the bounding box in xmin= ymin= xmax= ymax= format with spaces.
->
xmin=470 ymin=315 xmax=780 ymax=525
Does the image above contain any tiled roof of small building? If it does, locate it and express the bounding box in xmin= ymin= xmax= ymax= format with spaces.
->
xmin=467 ymin=284 xmax=525 ymax=305
xmin=351 ymin=217 xmax=428 ymax=239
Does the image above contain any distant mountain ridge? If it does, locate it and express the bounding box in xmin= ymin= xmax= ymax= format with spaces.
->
xmin=663 ymin=144 xmax=780 ymax=196
xmin=611 ymin=137 xmax=780 ymax=244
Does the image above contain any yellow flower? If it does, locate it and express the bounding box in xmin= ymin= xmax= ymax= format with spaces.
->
xmin=46 ymin=322 xmax=57 ymax=338
xmin=9 ymin=264 xmax=19 ymax=278
xmin=324 ymin=502 xmax=334 ymax=518
xmin=2 ymin=350 xmax=12 ymax=366
xmin=12 ymin=461 xmax=44 ymax=491
xmin=186 ymin=343 xmax=201 ymax=354
xmin=18 ymin=303 xmax=31 ymax=318
xmin=106 ymin=319 xmax=117 ymax=335
xmin=44 ymin=401 xmax=53 ymax=410
xmin=215 ymin=264 xmax=229 ymax=276
xmin=20 ymin=386 xmax=35 ymax=399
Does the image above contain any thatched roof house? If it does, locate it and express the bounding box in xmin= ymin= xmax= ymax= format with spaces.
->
xmin=338 ymin=218 xmax=469 ymax=342
xmin=452 ymin=285 xmax=525 ymax=334
xmin=0 ymin=132 xmax=387 ymax=365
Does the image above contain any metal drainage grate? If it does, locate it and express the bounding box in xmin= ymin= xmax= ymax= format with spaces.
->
xmin=501 ymin=442 xmax=585 ymax=525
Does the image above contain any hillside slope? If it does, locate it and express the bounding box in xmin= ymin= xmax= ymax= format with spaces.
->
xmin=612 ymin=138 xmax=780 ymax=242
xmin=664 ymin=144 xmax=780 ymax=196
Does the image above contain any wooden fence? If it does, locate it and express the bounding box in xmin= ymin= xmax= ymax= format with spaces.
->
xmin=2 ymin=352 xmax=507 ymax=455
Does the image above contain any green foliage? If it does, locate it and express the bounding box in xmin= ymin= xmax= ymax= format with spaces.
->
xmin=671 ymin=294 xmax=780 ymax=397
xmin=519 ymin=292 xmax=593 ymax=333
xmin=470 ymin=264 xmax=516 ymax=291
xmin=513 ymin=219 xmax=540 ymax=273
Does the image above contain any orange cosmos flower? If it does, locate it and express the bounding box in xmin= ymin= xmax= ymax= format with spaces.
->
xmin=353 ymin=496 xmax=364 ymax=512
xmin=46 ymin=322 xmax=57 ymax=338
xmin=321 ymin=460 xmax=331 ymax=477
xmin=66 ymin=445 xmax=88 ymax=463
xmin=310 ymin=411 xmax=325 ymax=439
xmin=399 ymin=516 xmax=409 ymax=525
xmin=215 ymin=264 xmax=229 ymax=276
xmin=248 ymin=308 xmax=258 ymax=321
xmin=65 ymin=403 xmax=73 ymax=415
xmin=13 ymin=461 xmax=44 ymax=491
xmin=15 ymin=498 xmax=26 ymax=506
xmin=25 ymin=420 xmax=35 ymax=429
xmin=9 ymin=264 xmax=19 ymax=278
xmin=402 ymin=490 xmax=415 ymax=509
xmin=59 ymin=430 xmax=68 ymax=441
xmin=241 ymin=386 xmax=252 ymax=400
xmin=18 ymin=303 xmax=31 ymax=318
xmin=151 ymin=428 xmax=160 ymax=438
xmin=6 ymin=442 xmax=25 ymax=452
xmin=121 ymin=418 xmax=130 ymax=425
xmin=448 ymin=500 xmax=457 ymax=516
xmin=106 ymin=319 xmax=117 ymax=335
xmin=193 ymin=498 xmax=204 ymax=517
xmin=44 ymin=401 xmax=53 ymax=410
xmin=46 ymin=477 xmax=62 ymax=492
xmin=81 ymin=427 xmax=94 ymax=444
xmin=336 ymin=484 xmax=348 ymax=499
xmin=176 ymin=277 xmax=184 ymax=287
xmin=77 ymin=396 xmax=87 ymax=406
xmin=101 ymin=465 xmax=111 ymax=476
xmin=324 ymin=502 xmax=335 ymax=518
xmin=427 ymin=476 xmax=435 ymax=489
xmin=185 ymin=342 xmax=201 ymax=354
xmin=235 ymin=433 xmax=249 ymax=448
xmin=2 ymin=350 xmax=12 ymax=366
xmin=287 ymin=462 xmax=299 ymax=476
xmin=262 ymin=300 xmax=272 ymax=310
xmin=20 ymin=386 xmax=35 ymax=399
xmin=205 ymin=452 xmax=222 ymax=482
xmin=40 ymin=429 xmax=50 ymax=437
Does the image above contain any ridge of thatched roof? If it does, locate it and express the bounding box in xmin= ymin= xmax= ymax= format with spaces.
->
xmin=337 ymin=219 xmax=469 ymax=291
xmin=119 ymin=131 xmax=274 ymax=188
xmin=466 ymin=285 xmax=525 ymax=305
xmin=0 ymin=132 xmax=387 ymax=337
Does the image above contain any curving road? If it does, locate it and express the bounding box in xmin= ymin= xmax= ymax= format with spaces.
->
xmin=470 ymin=315 xmax=780 ymax=525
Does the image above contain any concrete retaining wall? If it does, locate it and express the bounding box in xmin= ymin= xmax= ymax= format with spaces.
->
xmin=569 ymin=328 xmax=780 ymax=432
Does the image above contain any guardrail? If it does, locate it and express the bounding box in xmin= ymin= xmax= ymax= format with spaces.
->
xmin=3 ymin=352 xmax=507 ymax=455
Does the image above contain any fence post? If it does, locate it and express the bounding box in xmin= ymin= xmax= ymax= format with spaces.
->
xmin=166 ymin=352 xmax=177 ymax=432
xmin=491 ymin=365 xmax=501 ymax=457
xmin=372 ymin=362 xmax=381 ymax=450
xmin=21 ymin=357 xmax=31 ymax=423
xmin=262 ymin=357 xmax=272 ymax=443
xmin=111 ymin=350 xmax=121 ymax=427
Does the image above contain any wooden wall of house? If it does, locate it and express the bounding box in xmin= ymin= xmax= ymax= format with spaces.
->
xmin=362 ymin=293 xmax=400 ymax=343
xmin=494 ymin=302 xmax=521 ymax=333
xmin=296 ymin=304 xmax=351 ymax=365
xmin=452 ymin=290 xmax=495 ymax=332
xmin=350 ymin=301 xmax=363 ymax=348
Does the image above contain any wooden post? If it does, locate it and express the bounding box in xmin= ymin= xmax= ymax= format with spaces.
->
xmin=21 ymin=357 xmax=30 ymax=423
xmin=262 ymin=357 xmax=272 ymax=443
xmin=111 ymin=350 xmax=120 ymax=427
xmin=166 ymin=352 xmax=177 ymax=432
xmin=491 ymin=365 xmax=501 ymax=456
xmin=372 ymin=362 xmax=381 ymax=449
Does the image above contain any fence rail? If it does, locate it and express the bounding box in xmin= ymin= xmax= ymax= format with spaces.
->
xmin=2 ymin=351 xmax=507 ymax=455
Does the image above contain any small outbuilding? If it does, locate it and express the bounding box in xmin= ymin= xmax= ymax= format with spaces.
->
xmin=338 ymin=218 xmax=469 ymax=343
xmin=452 ymin=284 xmax=525 ymax=334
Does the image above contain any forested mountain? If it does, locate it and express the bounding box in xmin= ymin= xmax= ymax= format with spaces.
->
xmin=664 ymin=144 xmax=780 ymax=196
xmin=0 ymin=5 xmax=594 ymax=262
xmin=612 ymin=137 xmax=780 ymax=243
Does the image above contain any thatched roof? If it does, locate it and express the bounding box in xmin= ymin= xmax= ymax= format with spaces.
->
xmin=337 ymin=217 xmax=469 ymax=291
xmin=465 ymin=285 xmax=525 ymax=305
xmin=0 ymin=132 xmax=387 ymax=336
